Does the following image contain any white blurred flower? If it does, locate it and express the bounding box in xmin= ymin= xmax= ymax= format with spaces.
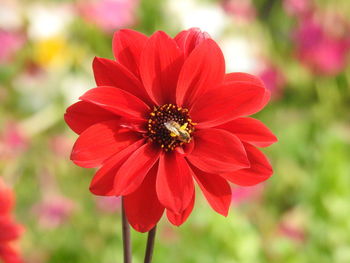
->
xmin=13 ymin=67 xmax=49 ymax=108
xmin=166 ymin=0 xmax=260 ymax=73
xmin=219 ymin=36 xmax=259 ymax=73
xmin=166 ymin=0 xmax=229 ymax=38
xmin=27 ymin=3 xmax=74 ymax=40
xmin=61 ymin=73 xmax=93 ymax=105
xmin=0 ymin=0 xmax=23 ymax=30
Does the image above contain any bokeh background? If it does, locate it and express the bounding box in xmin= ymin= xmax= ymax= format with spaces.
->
xmin=1 ymin=0 xmax=350 ymax=262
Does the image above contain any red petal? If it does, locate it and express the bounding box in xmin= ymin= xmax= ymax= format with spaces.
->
xmin=139 ymin=31 xmax=183 ymax=105
xmin=166 ymin=193 xmax=194 ymax=226
xmin=187 ymin=129 xmax=249 ymax=174
xmin=224 ymin=72 xmax=264 ymax=85
xmin=64 ymin=101 xmax=117 ymax=134
xmin=80 ymin=87 xmax=150 ymax=120
xmin=114 ymin=143 xmax=161 ymax=195
xmin=71 ymin=121 xmax=140 ymax=168
xmin=190 ymin=81 xmax=266 ymax=129
xmin=0 ymin=218 xmax=23 ymax=242
xmin=174 ymin=139 xmax=194 ymax=156
xmin=90 ymin=139 xmax=144 ymax=196
xmin=174 ymin=28 xmax=211 ymax=57
xmin=156 ymin=152 xmax=194 ymax=214
xmin=225 ymin=72 xmax=271 ymax=114
xmin=0 ymin=180 xmax=14 ymax=214
xmin=221 ymin=143 xmax=273 ymax=186
xmin=0 ymin=244 xmax=23 ymax=263
xmin=92 ymin=57 xmax=153 ymax=105
xmin=176 ymin=39 xmax=225 ymax=108
xmin=112 ymin=29 xmax=148 ymax=77
xmin=260 ymin=89 xmax=271 ymax=110
xmin=191 ymin=165 xmax=231 ymax=216
xmin=217 ymin=117 xmax=277 ymax=147
xmin=124 ymin=165 xmax=164 ymax=233
xmin=118 ymin=118 xmax=148 ymax=133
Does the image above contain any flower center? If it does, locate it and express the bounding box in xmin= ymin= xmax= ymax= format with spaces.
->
xmin=147 ymin=104 xmax=195 ymax=151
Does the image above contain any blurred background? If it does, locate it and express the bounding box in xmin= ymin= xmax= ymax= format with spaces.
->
xmin=1 ymin=0 xmax=350 ymax=262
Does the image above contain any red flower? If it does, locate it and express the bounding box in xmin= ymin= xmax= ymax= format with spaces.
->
xmin=0 ymin=179 xmax=24 ymax=263
xmin=65 ymin=28 xmax=277 ymax=232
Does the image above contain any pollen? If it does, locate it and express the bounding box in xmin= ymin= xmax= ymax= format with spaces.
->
xmin=147 ymin=104 xmax=195 ymax=151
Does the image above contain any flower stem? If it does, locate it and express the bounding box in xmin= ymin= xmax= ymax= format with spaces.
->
xmin=122 ymin=198 xmax=132 ymax=263
xmin=144 ymin=226 xmax=157 ymax=263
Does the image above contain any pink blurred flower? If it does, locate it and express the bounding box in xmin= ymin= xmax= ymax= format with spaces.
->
xmin=279 ymin=223 xmax=305 ymax=243
xmin=159 ymin=225 xmax=180 ymax=244
xmin=0 ymin=122 xmax=28 ymax=159
xmin=0 ymin=30 xmax=25 ymax=64
xmin=258 ymin=62 xmax=285 ymax=100
xmin=222 ymin=0 xmax=256 ymax=23
xmin=294 ymin=15 xmax=350 ymax=76
xmin=77 ymin=0 xmax=139 ymax=33
xmin=278 ymin=209 xmax=306 ymax=243
xmin=95 ymin=196 xmax=121 ymax=213
xmin=32 ymin=195 xmax=75 ymax=229
xmin=283 ymin=0 xmax=313 ymax=17
xmin=231 ymin=184 xmax=264 ymax=206
xmin=49 ymin=135 xmax=73 ymax=158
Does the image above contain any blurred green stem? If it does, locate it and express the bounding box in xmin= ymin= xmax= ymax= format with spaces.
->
xmin=260 ymin=0 xmax=277 ymax=19
xmin=122 ymin=198 xmax=132 ymax=263
xmin=144 ymin=226 xmax=157 ymax=263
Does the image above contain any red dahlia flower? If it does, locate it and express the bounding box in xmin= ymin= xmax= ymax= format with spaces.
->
xmin=0 ymin=179 xmax=24 ymax=263
xmin=65 ymin=28 xmax=277 ymax=232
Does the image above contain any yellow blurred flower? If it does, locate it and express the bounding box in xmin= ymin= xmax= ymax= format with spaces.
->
xmin=34 ymin=36 xmax=87 ymax=70
xmin=34 ymin=36 xmax=69 ymax=69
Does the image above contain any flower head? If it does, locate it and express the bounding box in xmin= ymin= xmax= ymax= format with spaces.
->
xmin=283 ymin=0 xmax=313 ymax=17
xmin=293 ymin=12 xmax=350 ymax=76
xmin=77 ymin=0 xmax=139 ymax=33
xmin=258 ymin=62 xmax=285 ymax=100
xmin=222 ymin=0 xmax=256 ymax=23
xmin=0 ymin=178 xmax=24 ymax=263
xmin=0 ymin=30 xmax=25 ymax=64
xmin=0 ymin=122 xmax=28 ymax=160
xmin=32 ymin=195 xmax=76 ymax=229
xmin=65 ymin=28 xmax=277 ymax=232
